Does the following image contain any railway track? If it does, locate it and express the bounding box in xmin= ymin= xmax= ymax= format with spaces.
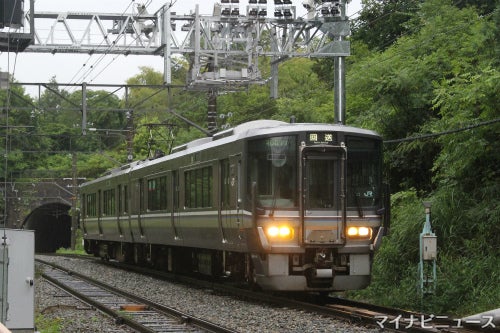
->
xmin=37 ymin=258 xmax=236 ymax=333
xmin=93 ymin=258 xmax=489 ymax=333
xmin=38 ymin=254 xmax=494 ymax=333
xmin=111 ymin=262 xmax=490 ymax=333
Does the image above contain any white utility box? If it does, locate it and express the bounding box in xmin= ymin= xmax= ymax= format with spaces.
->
xmin=0 ymin=229 xmax=35 ymax=333
xmin=422 ymin=234 xmax=437 ymax=260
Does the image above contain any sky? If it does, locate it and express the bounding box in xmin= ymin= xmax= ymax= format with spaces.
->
xmin=0 ymin=0 xmax=362 ymax=95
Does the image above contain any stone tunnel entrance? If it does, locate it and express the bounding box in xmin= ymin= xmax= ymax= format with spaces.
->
xmin=23 ymin=203 xmax=72 ymax=253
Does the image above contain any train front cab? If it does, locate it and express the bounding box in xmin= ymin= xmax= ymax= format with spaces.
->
xmin=245 ymin=131 xmax=388 ymax=291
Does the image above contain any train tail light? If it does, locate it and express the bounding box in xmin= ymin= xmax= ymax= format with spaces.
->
xmin=346 ymin=226 xmax=373 ymax=240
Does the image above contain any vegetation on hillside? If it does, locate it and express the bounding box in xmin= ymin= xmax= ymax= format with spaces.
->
xmin=0 ymin=0 xmax=497 ymax=316
xmin=342 ymin=0 xmax=499 ymax=315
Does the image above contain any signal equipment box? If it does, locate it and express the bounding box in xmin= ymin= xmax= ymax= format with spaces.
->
xmin=422 ymin=234 xmax=437 ymax=260
xmin=0 ymin=229 xmax=35 ymax=332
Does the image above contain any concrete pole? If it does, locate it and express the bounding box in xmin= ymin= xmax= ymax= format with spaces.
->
xmin=70 ymin=153 xmax=77 ymax=250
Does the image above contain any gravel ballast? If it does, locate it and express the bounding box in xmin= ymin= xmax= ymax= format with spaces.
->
xmin=36 ymin=255 xmax=380 ymax=333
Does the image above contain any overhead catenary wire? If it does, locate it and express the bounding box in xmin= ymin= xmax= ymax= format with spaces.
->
xmin=383 ymin=118 xmax=500 ymax=144
xmin=67 ymin=0 xmax=156 ymax=90
xmin=67 ymin=0 xmax=137 ymax=86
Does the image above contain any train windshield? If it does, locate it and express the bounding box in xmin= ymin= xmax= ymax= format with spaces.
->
xmin=247 ymin=135 xmax=297 ymax=209
xmin=346 ymin=137 xmax=381 ymax=210
xmin=305 ymin=155 xmax=341 ymax=210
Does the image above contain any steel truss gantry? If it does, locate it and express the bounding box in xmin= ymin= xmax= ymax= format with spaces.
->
xmin=25 ymin=2 xmax=350 ymax=94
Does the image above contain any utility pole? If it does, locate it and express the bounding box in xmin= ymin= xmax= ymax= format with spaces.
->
xmin=70 ymin=153 xmax=77 ymax=250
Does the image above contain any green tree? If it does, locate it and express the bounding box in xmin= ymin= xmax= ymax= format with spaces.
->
xmin=125 ymin=66 xmax=209 ymax=160
xmin=352 ymin=0 xmax=422 ymax=51
xmin=345 ymin=0 xmax=497 ymax=193
xmin=0 ymin=82 xmax=42 ymax=179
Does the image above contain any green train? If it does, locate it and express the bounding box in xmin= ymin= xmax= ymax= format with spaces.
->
xmin=81 ymin=120 xmax=389 ymax=291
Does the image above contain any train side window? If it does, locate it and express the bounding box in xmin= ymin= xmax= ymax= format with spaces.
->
xmin=147 ymin=176 xmax=168 ymax=211
xmin=86 ymin=193 xmax=97 ymax=217
xmin=148 ymin=178 xmax=157 ymax=211
xmin=103 ymin=189 xmax=115 ymax=216
xmin=185 ymin=166 xmax=213 ymax=209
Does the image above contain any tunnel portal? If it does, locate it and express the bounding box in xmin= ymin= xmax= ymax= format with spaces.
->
xmin=23 ymin=203 xmax=72 ymax=253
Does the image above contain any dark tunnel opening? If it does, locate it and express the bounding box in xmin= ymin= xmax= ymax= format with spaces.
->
xmin=23 ymin=203 xmax=72 ymax=253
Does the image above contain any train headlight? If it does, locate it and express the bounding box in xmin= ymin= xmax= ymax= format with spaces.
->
xmin=266 ymin=225 xmax=294 ymax=240
xmin=347 ymin=226 xmax=372 ymax=240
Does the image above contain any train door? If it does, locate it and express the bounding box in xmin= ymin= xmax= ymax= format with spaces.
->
xmin=130 ymin=178 xmax=145 ymax=239
xmin=81 ymin=193 xmax=88 ymax=235
xmin=117 ymin=184 xmax=124 ymax=237
xmin=219 ymin=155 xmax=242 ymax=245
xmin=117 ymin=183 xmax=133 ymax=242
xmin=97 ymin=190 xmax=103 ymax=235
xmin=301 ymin=146 xmax=346 ymax=245
xmin=138 ymin=179 xmax=145 ymax=237
xmin=170 ymin=170 xmax=181 ymax=240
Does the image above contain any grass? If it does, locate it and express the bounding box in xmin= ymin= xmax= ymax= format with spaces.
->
xmin=35 ymin=314 xmax=62 ymax=333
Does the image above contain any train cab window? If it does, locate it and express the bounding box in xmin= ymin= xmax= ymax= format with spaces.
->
xmin=148 ymin=176 xmax=168 ymax=211
xmin=86 ymin=193 xmax=97 ymax=217
xmin=247 ymin=136 xmax=297 ymax=209
xmin=346 ymin=137 xmax=381 ymax=209
xmin=103 ymin=189 xmax=115 ymax=216
xmin=185 ymin=166 xmax=213 ymax=208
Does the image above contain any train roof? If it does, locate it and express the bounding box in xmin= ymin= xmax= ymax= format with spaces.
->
xmin=81 ymin=120 xmax=381 ymax=186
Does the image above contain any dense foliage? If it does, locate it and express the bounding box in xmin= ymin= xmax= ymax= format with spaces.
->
xmin=0 ymin=0 xmax=497 ymax=316
xmin=342 ymin=0 xmax=499 ymax=315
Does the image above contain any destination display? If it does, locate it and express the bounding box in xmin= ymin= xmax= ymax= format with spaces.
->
xmin=306 ymin=132 xmax=337 ymax=145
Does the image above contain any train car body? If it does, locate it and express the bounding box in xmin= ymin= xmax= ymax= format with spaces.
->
xmin=81 ymin=120 xmax=389 ymax=291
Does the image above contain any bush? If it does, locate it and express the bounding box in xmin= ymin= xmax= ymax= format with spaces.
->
xmin=348 ymin=187 xmax=500 ymax=316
